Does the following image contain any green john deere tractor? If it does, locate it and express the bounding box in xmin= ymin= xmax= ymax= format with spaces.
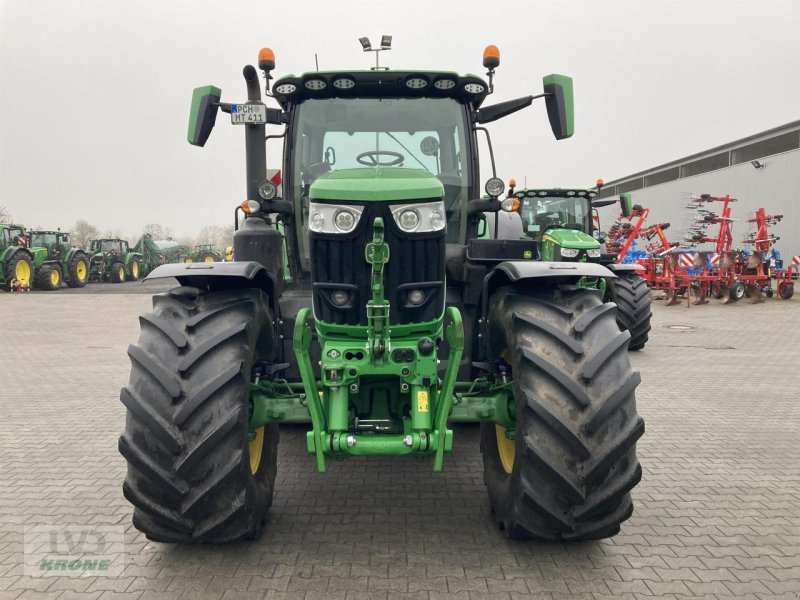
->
xmin=120 ymin=45 xmax=644 ymax=543
xmin=514 ymin=188 xmax=652 ymax=350
xmin=0 ymin=224 xmax=34 ymax=290
xmin=27 ymin=230 xmax=90 ymax=290
xmin=183 ymin=243 xmax=222 ymax=263
xmin=88 ymin=238 xmax=143 ymax=283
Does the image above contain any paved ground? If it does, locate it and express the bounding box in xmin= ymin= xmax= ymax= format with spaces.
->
xmin=1 ymin=291 xmax=799 ymax=600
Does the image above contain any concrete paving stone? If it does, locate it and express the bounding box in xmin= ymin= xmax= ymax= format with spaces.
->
xmin=3 ymin=290 xmax=800 ymax=599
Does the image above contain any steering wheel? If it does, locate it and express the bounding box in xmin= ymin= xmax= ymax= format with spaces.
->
xmin=356 ymin=150 xmax=404 ymax=167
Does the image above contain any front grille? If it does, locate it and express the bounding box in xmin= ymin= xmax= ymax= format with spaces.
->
xmin=310 ymin=202 xmax=445 ymax=326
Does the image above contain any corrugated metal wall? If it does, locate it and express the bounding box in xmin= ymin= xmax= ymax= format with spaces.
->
xmin=597 ymin=148 xmax=800 ymax=260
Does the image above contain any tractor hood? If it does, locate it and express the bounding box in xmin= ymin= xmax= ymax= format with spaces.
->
xmin=543 ymin=228 xmax=600 ymax=249
xmin=309 ymin=168 xmax=444 ymax=202
xmin=28 ymin=247 xmax=49 ymax=262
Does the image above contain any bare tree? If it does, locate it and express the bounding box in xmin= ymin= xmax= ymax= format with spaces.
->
xmin=143 ymin=223 xmax=173 ymax=240
xmin=72 ymin=219 xmax=100 ymax=249
xmin=0 ymin=205 xmax=12 ymax=224
xmin=197 ymin=225 xmax=234 ymax=250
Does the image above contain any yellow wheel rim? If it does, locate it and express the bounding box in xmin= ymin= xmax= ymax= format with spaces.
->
xmin=204 ymin=255 xmax=215 ymax=263
xmin=132 ymin=261 xmax=139 ymax=278
xmin=119 ymin=266 xmax=125 ymax=280
xmin=496 ymin=424 xmax=515 ymax=474
xmin=50 ymin=269 xmax=60 ymax=286
xmin=249 ymin=426 xmax=264 ymax=474
xmin=76 ymin=260 xmax=87 ymax=280
xmin=15 ymin=260 xmax=31 ymax=285
xmin=184 ymin=258 xmax=193 ymax=264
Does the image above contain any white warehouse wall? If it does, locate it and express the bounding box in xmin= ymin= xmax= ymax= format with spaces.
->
xmin=597 ymin=148 xmax=800 ymax=260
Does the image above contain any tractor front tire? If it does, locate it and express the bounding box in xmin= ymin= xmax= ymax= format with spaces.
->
xmin=611 ymin=272 xmax=651 ymax=351
xmin=119 ymin=287 xmax=279 ymax=543
xmin=67 ymin=252 xmax=89 ymax=288
xmin=4 ymin=251 xmax=34 ymax=290
xmin=111 ymin=262 xmax=126 ymax=283
xmin=36 ymin=263 xmax=63 ymax=291
xmin=480 ymin=286 xmax=644 ymax=541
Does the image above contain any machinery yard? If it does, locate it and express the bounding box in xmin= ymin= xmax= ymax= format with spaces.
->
xmin=0 ymin=289 xmax=799 ymax=598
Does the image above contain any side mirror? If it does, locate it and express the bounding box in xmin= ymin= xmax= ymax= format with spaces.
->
xmin=477 ymin=214 xmax=488 ymax=239
xmin=542 ymin=74 xmax=574 ymax=140
xmin=619 ymin=193 xmax=633 ymax=218
xmin=188 ymin=85 xmax=222 ymax=147
xmin=591 ymin=198 xmax=617 ymax=208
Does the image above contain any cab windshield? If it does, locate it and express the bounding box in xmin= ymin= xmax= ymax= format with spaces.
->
xmin=521 ymin=196 xmax=592 ymax=242
xmin=291 ymin=97 xmax=470 ymax=268
xmin=99 ymin=240 xmax=125 ymax=254
xmin=30 ymin=233 xmax=64 ymax=248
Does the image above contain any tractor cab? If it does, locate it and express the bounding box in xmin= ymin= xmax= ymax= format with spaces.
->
xmin=90 ymin=238 xmax=128 ymax=256
xmin=2 ymin=224 xmax=27 ymax=249
xmin=29 ymin=230 xmax=70 ymax=258
xmin=516 ymin=188 xmax=602 ymax=261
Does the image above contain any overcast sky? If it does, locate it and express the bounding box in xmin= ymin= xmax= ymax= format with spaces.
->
xmin=1 ymin=0 xmax=799 ymax=238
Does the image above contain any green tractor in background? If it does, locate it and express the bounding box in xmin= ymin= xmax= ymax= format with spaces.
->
xmin=26 ymin=230 xmax=90 ymax=290
xmin=88 ymin=238 xmax=143 ymax=283
xmin=513 ymin=187 xmax=652 ymax=350
xmin=0 ymin=223 xmax=34 ymax=291
xmin=183 ymin=243 xmax=222 ymax=263
xmin=120 ymin=44 xmax=644 ymax=544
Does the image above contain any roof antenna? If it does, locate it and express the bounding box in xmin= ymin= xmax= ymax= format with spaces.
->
xmin=315 ymin=53 xmax=319 ymax=71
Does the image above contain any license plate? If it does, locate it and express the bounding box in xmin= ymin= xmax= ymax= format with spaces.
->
xmin=230 ymin=104 xmax=267 ymax=124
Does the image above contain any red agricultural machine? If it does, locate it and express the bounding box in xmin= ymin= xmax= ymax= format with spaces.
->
xmin=607 ymin=193 xmax=796 ymax=304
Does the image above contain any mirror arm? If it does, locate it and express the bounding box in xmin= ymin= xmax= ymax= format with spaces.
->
xmin=474 ymin=127 xmax=496 ymax=178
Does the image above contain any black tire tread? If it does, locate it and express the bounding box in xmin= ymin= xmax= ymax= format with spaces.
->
xmin=481 ymin=286 xmax=644 ymax=541
xmin=119 ymin=287 xmax=279 ymax=543
xmin=612 ymin=273 xmax=652 ymax=351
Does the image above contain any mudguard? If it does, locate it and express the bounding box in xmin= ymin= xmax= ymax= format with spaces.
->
xmin=145 ymin=261 xmax=279 ymax=314
xmin=606 ymin=263 xmax=645 ymax=273
xmin=493 ymin=260 xmax=616 ymax=282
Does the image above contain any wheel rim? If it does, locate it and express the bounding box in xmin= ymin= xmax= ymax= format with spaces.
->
xmin=249 ymin=426 xmax=264 ymax=474
xmin=132 ymin=261 xmax=139 ymax=278
xmin=184 ymin=258 xmax=193 ymax=264
xmin=15 ymin=260 xmax=30 ymax=285
xmin=495 ymin=424 xmax=515 ymax=474
xmin=50 ymin=269 xmax=60 ymax=286
xmin=76 ymin=260 xmax=87 ymax=281
xmin=204 ymin=255 xmax=215 ymax=263
xmin=119 ymin=266 xmax=125 ymax=280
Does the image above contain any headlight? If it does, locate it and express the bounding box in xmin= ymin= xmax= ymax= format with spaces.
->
xmin=308 ymin=203 xmax=364 ymax=234
xmin=275 ymin=83 xmax=296 ymax=95
xmin=407 ymin=289 xmax=425 ymax=305
xmin=560 ymin=248 xmax=579 ymax=258
xmin=390 ymin=201 xmax=446 ymax=233
xmin=334 ymin=209 xmax=357 ymax=232
xmin=258 ymin=181 xmax=277 ymax=201
xmin=398 ymin=209 xmax=420 ymax=231
xmin=587 ymin=248 xmax=601 ymax=258
xmin=485 ymin=177 xmax=505 ymax=197
xmin=330 ymin=290 xmax=350 ymax=306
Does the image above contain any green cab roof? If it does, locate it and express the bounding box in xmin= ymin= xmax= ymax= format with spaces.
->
xmin=515 ymin=188 xmax=597 ymax=199
xmin=309 ymin=167 xmax=444 ymax=202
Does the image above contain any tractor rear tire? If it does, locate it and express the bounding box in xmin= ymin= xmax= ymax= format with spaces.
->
xmin=128 ymin=258 xmax=142 ymax=281
xmin=67 ymin=252 xmax=89 ymax=288
xmin=611 ymin=272 xmax=651 ymax=351
xmin=4 ymin=251 xmax=34 ymax=290
xmin=779 ymin=282 xmax=794 ymax=300
xmin=110 ymin=262 xmax=126 ymax=283
xmin=480 ymin=285 xmax=644 ymax=541
xmin=728 ymin=280 xmax=745 ymax=302
xmin=36 ymin=263 xmax=63 ymax=291
xmin=119 ymin=286 xmax=279 ymax=543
